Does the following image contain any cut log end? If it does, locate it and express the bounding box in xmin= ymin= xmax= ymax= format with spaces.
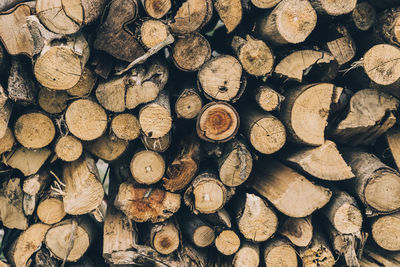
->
xmin=111 ymin=113 xmax=140 ymax=141
xmin=140 ymin=20 xmax=169 ymax=49
xmin=334 ymin=203 xmax=363 ymax=234
xmin=251 ymin=0 xmax=281 ymax=9
xmin=263 ymin=239 xmax=298 ymax=267
xmin=67 ymin=67 xmax=96 ymax=97
xmin=255 ymin=86 xmax=284 ymax=112
xmin=0 ymin=128 xmax=15 ymax=155
xmin=86 ymin=134 xmax=128 ymax=162
xmin=365 ymin=171 xmax=400 ymax=213
xmin=310 ymin=0 xmax=357 ymax=16
xmin=139 ymin=103 xmax=172 ymax=139
xmin=232 ymin=243 xmax=260 ymax=267
xmin=55 ymin=135 xmax=83 ymax=162
xmin=37 ymin=197 xmax=66 ymax=225
xmin=130 ymin=150 xmax=165 ymax=185
xmin=351 ymin=2 xmax=376 ymax=31
xmin=193 ymin=225 xmax=215 ymax=247
xmin=215 ymin=230 xmax=240 ymax=255
xmin=372 ymin=213 xmax=400 ymax=251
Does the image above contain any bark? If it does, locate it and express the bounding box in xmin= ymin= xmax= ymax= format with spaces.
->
xmin=175 ymin=85 xmax=203 ymax=119
xmin=371 ymin=212 xmax=400 ymax=251
xmin=386 ymin=126 xmax=400 ymax=170
xmin=7 ymin=57 xmax=37 ymax=105
xmin=141 ymin=132 xmax=172 ymax=152
xmin=55 ymin=135 xmax=83 ymax=162
xmin=0 ymin=178 xmax=28 ymax=230
xmin=232 ymin=242 xmax=260 ymax=267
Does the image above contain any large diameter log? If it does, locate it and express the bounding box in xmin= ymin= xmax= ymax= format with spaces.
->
xmin=8 ymin=223 xmax=51 ymax=267
xmin=232 ymin=242 xmax=260 ymax=267
xmin=279 ymin=216 xmax=313 ymax=247
xmin=196 ymin=102 xmax=240 ymax=143
xmin=214 ymin=0 xmax=242 ymax=33
xmin=325 ymin=26 xmax=356 ymax=66
xmin=55 ymin=135 xmax=83 ymax=162
xmin=150 ymin=220 xmax=180 ymax=255
xmin=309 ymin=0 xmax=357 ymax=15
xmin=86 ymin=134 xmax=129 ymax=162
xmin=263 ymin=238 xmax=298 ymax=267
xmin=111 ymin=113 xmax=140 ymax=141
xmin=114 ymin=182 xmax=181 ymax=223
xmin=250 ymin=157 xmax=332 ymax=217
xmin=181 ymin=215 xmax=215 ymax=248
xmin=139 ymin=19 xmax=170 ymax=49
xmin=371 ymin=212 xmax=400 ymax=251
xmin=254 ymin=85 xmax=284 ymax=112
xmin=5 ymin=147 xmax=51 ymax=176
xmin=215 ymin=229 xmax=240 ymax=255
xmin=143 ymin=0 xmax=171 ymax=18
xmin=255 ymin=0 xmax=317 ymax=46
xmin=0 ymin=128 xmax=14 ymax=155
xmin=299 ymin=230 xmax=336 ymax=267
xmin=285 ymin=140 xmax=354 ymax=181
xmin=37 ymin=195 xmax=66 ymax=224
xmin=130 ymin=150 xmax=165 ymax=185
xmin=0 ymin=178 xmax=28 ymax=230
xmin=343 ymin=149 xmax=400 ymax=216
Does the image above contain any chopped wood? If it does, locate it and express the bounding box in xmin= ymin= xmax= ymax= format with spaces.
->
xmin=37 ymin=194 xmax=66 ymax=224
xmin=150 ymin=220 xmax=180 ymax=255
xmin=175 ymin=85 xmax=203 ymax=119
xmin=254 ymin=85 xmax=284 ymax=112
xmin=86 ymin=134 xmax=129 ymax=162
xmin=232 ymin=242 xmax=260 ymax=267
xmin=181 ymin=215 xmax=215 ymax=248
xmin=0 ymin=178 xmax=28 ymax=230
xmin=279 ymin=216 xmax=313 ymax=247
xmin=38 ymin=87 xmax=68 ymax=114
xmin=140 ymin=20 xmax=170 ymax=49
xmin=263 ymin=238 xmax=298 ymax=267
xmin=143 ymin=0 xmax=171 ymax=19
xmin=5 ymin=147 xmax=51 ymax=176
xmin=55 ymin=135 xmax=83 ymax=162
xmin=111 ymin=113 xmax=140 ymax=141
xmin=66 ymin=67 xmax=96 ymax=97
xmin=309 ymin=0 xmax=357 ymax=16
xmin=141 ymin=132 xmax=171 ymax=152
xmin=0 ymin=128 xmax=14 ymax=155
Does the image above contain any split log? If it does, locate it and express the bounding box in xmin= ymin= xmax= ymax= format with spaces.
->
xmin=325 ymin=26 xmax=356 ymax=66
xmin=172 ymin=33 xmax=211 ymax=72
xmin=14 ymin=112 xmax=55 ymax=149
xmin=255 ymin=0 xmax=317 ymax=46
xmin=371 ymin=212 xmax=400 ymax=251
xmin=309 ymin=0 xmax=357 ymax=16
xmin=298 ymin=230 xmax=336 ymax=267
xmin=285 ymin=140 xmax=354 ymax=181
xmin=386 ymin=127 xmax=400 ymax=170
xmin=240 ymin=107 xmax=286 ymax=154
xmin=280 ymin=83 xmax=336 ymax=146
xmin=86 ymin=134 xmax=129 ymax=162
xmin=231 ymin=35 xmax=274 ymax=77
xmin=55 ymin=135 xmax=83 ymax=162
xmin=279 ymin=216 xmax=313 ymax=247
xmin=8 ymin=57 xmax=37 ymax=105
xmin=232 ymin=242 xmax=260 ymax=267
xmin=8 ymin=223 xmax=51 ymax=267
xmin=5 ymin=147 xmax=51 ymax=176
xmin=181 ymin=215 xmax=215 ymax=248
xmin=141 ymin=132 xmax=171 ymax=152
xmin=22 ymin=170 xmax=51 ymax=216
xmin=143 ymin=0 xmax=171 ymax=18
xmin=343 ymin=149 xmax=400 ymax=216
xmin=0 ymin=128 xmax=14 ymax=155
xmin=0 ymin=100 xmax=12 ymax=140
xmin=65 ymin=99 xmax=108 ymax=141
xmin=254 ymin=85 xmax=284 ymax=112
xmin=37 ymin=194 xmax=66 ymax=224
xmin=332 ymin=89 xmax=399 ymax=146
xmin=62 ymin=154 xmax=104 ymax=215
xmin=45 ymin=217 xmax=95 ymax=262
xmin=114 ymin=182 xmax=181 ymax=223
xmin=218 ymin=138 xmax=252 ymax=187
xmin=0 ymin=178 xmax=28 ymax=230
xmin=234 ymin=193 xmax=278 ymax=242
xmin=175 ymin=85 xmax=203 ymax=119
xmin=163 ymin=134 xmax=201 ymax=192
xmin=196 ymin=102 xmax=240 ymax=143
xmin=111 ymin=113 xmax=140 ymax=141
xmin=150 ymin=220 xmax=180 ymax=255
xmin=263 ymin=238 xmax=298 ymax=267
xmin=67 ymin=67 xmax=96 ymax=97
xmin=215 ymin=229 xmax=240 ymax=255
xmin=130 ymin=150 xmax=165 ymax=185
xmin=214 ymin=0 xmax=242 ymax=33
xmin=198 ymin=55 xmax=244 ymax=102
xmin=250 ymin=157 xmax=332 ymax=217
xmin=38 ymin=87 xmax=68 ymax=114
xmin=349 ymin=2 xmax=376 ymax=32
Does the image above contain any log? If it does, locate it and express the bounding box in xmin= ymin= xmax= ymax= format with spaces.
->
xmin=67 ymin=67 xmax=97 ymax=97
xmin=141 ymin=132 xmax=171 ymax=152
xmin=143 ymin=0 xmax=171 ymax=19
xmin=0 ymin=178 xmax=28 ymax=230
xmin=163 ymin=134 xmax=201 ymax=192
xmin=8 ymin=57 xmax=37 ymax=105
xmin=285 ymin=140 xmax=354 ymax=181
xmin=55 ymin=135 xmax=83 ymax=162
xmin=8 ymin=223 xmax=51 ymax=267
xmin=254 ymin=85 xmax=284 ymax=112
xmin=309 ymin=0 xmax=357 ymax=16
xmin=215 ymin=229 xmax=240 ymax=255
xmin=150 ymin=220 xmax=180 ymax=255
xmin=325 ymin=26 xmax=356 ymax=66
xmin=373 ymin=7 xmax=400 ymax=47
xmin=232 ymin=242 xmax=260 ymax=267
xmin=5 ymin=147 xmax=51 ymax=176
xmin=371 ymin=212 xmax=400 ymax=251
xmin=38 ymin=87 xmax=68 ymax=114
xmin=263 ymin=238 xmax=298 ymax=267
xmin=86 ymin=134 xmax=129 ymax=162
xmin=250 ymin=157 xmax=332 ymax=217
xmin=175 ymin=85 xmax=203 ymax=119
xmin=280 ymin=83 xmax=336 ymax=146
xmin=95 ymin=76 xmax=126 ymax=112
xmin=37 ymin=194 xmax=66 ymax=224
xmin=111 ymin=113 xmax=140 ymax=141
xmin=196 ymin=102 xmax=240 ymax=143
xmin=214 ymin=0 xmax=242 ymax=33
xmin=298 ymin=230 xmax=336 ymax=267
xmin=234 ymin=193 xmax=278 ymax=242
xmin=361 ymin=245 xmax=400 ymax=266
xmin=343 ymin=149 xmax=400 ymax=216
xmin=349 ymin=2 xmax=376 ymax=32
xmin=114 ymin=182 xmax=181 ymax=223
xmin=218 ymin=138 xmax=252 ymax=187
xmin=181 ymin=215 xmax=215 ymax=248
xmin=0 ymin=128 xmax=14 ymax=155
xmin=198 ymin=55 xmax=244 ymax=102
xmin=172 ymin=33 xmax=211 ymax=72
xmin=255 ymin=0 xmax=317 ymax=46
xmin=279 ymin=216 xmax=313 ymax=247
xmin=130 ymin=150 xmax=165 ymax=185
xmin=140 ymin=19 xmax=170 ymax=49
xmin=65 ymin=99 xmax=108 ymax=141
xmin=386 ymin=127 xmax=400 ymax=170
xmin=332 ymin=89 xmax=399 ymax=146
xmin=22 ymin=170 xmax=51 ymax=216
xmin=240 ymin=107 xmax=286 ymax=154
xmin=45 ymin=217 xmax=95 ymax=262
xmin=231 ymin=35 xmax=274 ymax=77
xmin=251 ymin=0 xmax=281 ymax=9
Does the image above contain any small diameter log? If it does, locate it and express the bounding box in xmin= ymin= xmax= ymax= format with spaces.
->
xmin=0 ymin=128 xmax=14 ymax=155
xmin=281 ymin=83 xmax=335 ymax=146
xmin=386 ymin=127 xmax=400 ymax=170
xmin=233 ymin=242 xmax=260 ymax=267
xmin=150 ymin=220 xmax=180 ymax=255
xmin=7 ymin=57 xmax=37 ymax=105
xmin=325 ymin=26 xmax=356 ymax=66
xmin=234 ymin=193 xmax=278 ymax=242
xmin=181 ymin=215 xmax=215 ymax=248
xmin=196 ymin=102 xmax=240 ymax=143
xmin=298 ymin=230 xmax=336 ymax=267
xmin=175 ymin=86 xmax=203 ymax=119
xmin=172 ymin=33 xmax=211 ymax=72
xmin=250 ymin=157 xmax=332 ymax=218
xmin=114 ymin=182 xmax=181 ymax=223
xmin=143 ymin=0 xmax=171 ymax=18
xmin=22 ymin=171 xmax=51 ymax=216
xmin=309 ymin=0 xmax=357 ymax=16
xmin=140 ymin=19 xmax=169 ymax=49
xmin=349 ymin=2 xmax=376 ymax=32
xmin=169 ymin=0 xmax=212 ymax=35
xmin=141 ymin=131 xmax=171 ymax=152
xmin=67 ymin=67 xmax=97 ymax=97
xmin=332 ymin=89 xmax=399 ymax=146
xmin=62 ymin=154 xmax=104 ymax=215
xmin=163 ymin=134 xmax=201 ymax=192
xmin=0 ymin=178 xmax=28 ymax=230
xmin=274 ymin=50 xmax=338 ymax=83
xmin=285 ymin=140 xmax=354 ymax=181
xmin=37 ymin=195 xmax=66 ymax=224
xmin=231 ymin=35 xmax=274 ymax=77
xmin=65 ymin=99 xmax=107 ymax=141
xmin=343 ymin=149 xmax=400 ymax=216
xmin=8 ymin=223 xmax=51 ymax=267
xmin=139 ymin=90 xmax=172 ymax=139
xmin=255 ymin=0 xmax=317 ymax=46
xmin=184 ymin=172 xmax=231 ymax=214
xmin=45 ymin=217 xmax=95 ymax=262
xmin=372 ymin=212 xmax=400 ymax=251
xmin=38 ymin=87 xmax=68 ymax=114
xmin=111 ymin=113 xmax=140 ymax=141
xmin=5 ymin=147 xmax=51 ymax=176
xmin=130 ymin=150 xmax=165 ymax=185
xmin=279 ymin=216 xmax=313 ymax=247
xmin=240 ymin=107 xmax=286 ymax=154
xmin=55 ymin=135 xmax=83 ymax=162
xmin=254 ymin=85 xmax=284 ymax=112
xmin=214 ymin=0 xmax=242 ymax=33
xmin=218 ymin=139 xmax=252 ymax=187
xmin=198 ymin=55 xmax=244 ymax=102
xmin=215 ymin=230 xmax=240 ymax=256
xmin=86 ymin=134 xmax=129 ymax=162
xmin=321 ymin=190 xmax=363 ymax=234
xmin=34 ymin=33 xmax=89 ymax=90
xmin=263 ymin=238 xmax=298 ymax=267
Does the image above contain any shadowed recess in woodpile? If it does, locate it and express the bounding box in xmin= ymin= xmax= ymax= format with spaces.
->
xmin=2 ymin=0 xmax=400 ymax=266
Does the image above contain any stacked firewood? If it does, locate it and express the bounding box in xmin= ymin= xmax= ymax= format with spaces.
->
xmin=2 ymin=0 xmax=400 ymax=266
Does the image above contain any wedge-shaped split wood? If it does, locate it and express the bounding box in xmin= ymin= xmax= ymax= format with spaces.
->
xmin=263 ymin=238 xmax=298 ymax=267
xmin=309 ymin=0 xmax=357 ymax=16
xmin=214 ymin=0 xmax=242 ymax=33
xmin=5 ymin=147 xmax=51 ymax=176
xmin=232 ymin=242 xmax=260 ymax=267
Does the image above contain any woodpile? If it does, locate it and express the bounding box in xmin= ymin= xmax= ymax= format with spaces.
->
xmin=2 ymin=0 xmax=400 ymax=266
